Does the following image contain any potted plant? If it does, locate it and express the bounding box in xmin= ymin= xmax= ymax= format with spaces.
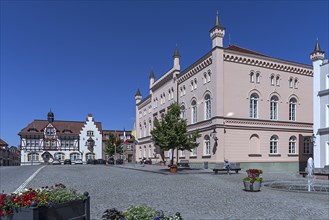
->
xmin=0 ymin=184 xmax=90 ymax=220
xmin=169 ymin=164 xmax=178 ymax=173
xmin=243 ymin=169 xmax=263 ymax=192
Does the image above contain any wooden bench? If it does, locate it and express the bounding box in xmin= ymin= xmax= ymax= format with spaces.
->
xmin=300 ymin=172 xmax=329 ymax=180
xmin=177 ymin=160 xmax=190 ymax=168
xmin=213 ymin=162 xmax=241 ymax=174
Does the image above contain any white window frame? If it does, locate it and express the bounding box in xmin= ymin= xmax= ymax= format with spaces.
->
xmin=270 ymin=96 xmax=278 ymax=120
xmin=205 ymin=94 xmax=211 ymax=120
xmin=289 ymin=98 xmax=297 ymax=121
xmin=289 ymin=136 xmax=297 ymax=154
xmin=270 ymin=75 xmax=275 ymax=85
xmin=191 ymin=147 xmax=197 ymax=156
xmin=270 ymin=136 xmax=278 ymax=154
xmin=250 ymin=94 xmax=258 ymax=119
xmin=256 ymin=72 xmax=260 ymax=83
xmin=204 ymin=136 xmax=211 ymax=155
xmin=250 ymin=72 xmax=254 ymax=83
xmin=289 ymin=78 xmax=293 ymax=88
xmin=180 ymin=105 xmax=186 ymax=119
xmin=276 ymin=75 xmax=280 ymax=86
xmin=192 ymin=100 xmax=197 ymax=124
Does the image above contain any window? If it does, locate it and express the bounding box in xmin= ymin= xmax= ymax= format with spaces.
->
xmin=303 ymin=138 xmax=310 ymax=154
xmin=270 ymin=96 xmax=278 ymax=120
xmin=327 ymin=74 xmax=329 ymax=89
xmin=87 ymin=130 xmax=94 ymax=137
xmin=204 ymin=135 xmax=211 ymax=155
xmin=250 ymin=72 xmax=254 ymax=83
xmin=205 ymin=94 xmax=211 ymax=120
xmin=276 ymin=75 xmax=280 ymax=86
xmin=168 ymin=90 xmax=171 ymax=101
xmin=54 ymin=152 xmax=65 ymax=160
xmin=256 ymin=72 xmax=260 ymax=83
xmin=289 ymin=77 xmax=293 ymax=88
xmin=160 ymin=95 xmax=163 ymax=105
xmin=192 ymin=100 xmax=197 ymax=124
xmin=294 ymin=78 xmax=298 ymax=89
xmin=289 ymin=136 xmax=297 ymax=154
xmin=181 ymin=150 xmax=185 ymax=157
xmin=144 ymin=122 xmax=147 ymax=137
xmin=194 ymin=78 xmax=197 ymax=89
xmin=180 ymin=105 xmax=186 ymax=119
xmin=191 ymin=147 xmax=197 ymax=156
xmin=143 ymin=109 xmax=146 ymax=115
xmin=139 ymin=146 xmax=142 ymax=159
xmin=207 ymin=70 xmax=211 ymax=82
xmin=270 ymin=135 xmax=278 ymax=154
xmin=46 ymin=127 xmax=55 ymax=136
xmin=183 ymin=86 xmax=186 ymax=95
xmin=149 ymin=146 xmax=152 ymax=158
xmin=143 ymin=146 xmax=146 ymax=157
xmin=163 ymin=93 xmax=165 ymax=103
xmin=70 ymin=153 xmax=80 ymax=161
xmin=28 ymin=153 xmax=39 ymax=161
xmin=191 ymin=81 xmax=194 ymax=91
xmin=139 ymin=124 xmax=142 ymax=138
xmin=250 ymin=94 xmax=258 ymax=118
xmin=204 ymin=73 xmax=207 ymax=84
xmin=156 ymin=98 xmax=158 ymax=107
xmin=148 ymin=120 xmax=152 ymax=135
xmin=171 ymin=88 xmax=174 ymax=99
xmin=86 ymin=153 xmax=94 ymax=160
xmin=270 ymin=75 xmax=275 ymax=85
xmin=289 ymin=98 xmax=297 ymax=121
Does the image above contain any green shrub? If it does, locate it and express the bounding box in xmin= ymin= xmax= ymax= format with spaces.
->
xmin=123 ymin=205 xmax=157 ymax=220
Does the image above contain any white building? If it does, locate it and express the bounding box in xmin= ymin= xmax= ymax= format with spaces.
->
xmin=310 ymin=40 xmax=329 ymax=168
xmin=19 ymin=111 xmax=103 ymax=165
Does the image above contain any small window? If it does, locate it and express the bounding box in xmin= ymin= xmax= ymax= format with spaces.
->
xmin=276 ymin=75 xmax=280 ymax=86
xmin=207 ymin=70 xmax=211 ymax=82
xmin=250 ymin=72 xmax=255 ymax=83
xmin=270 ymin=135 xmax=278 ymax=154
xmin=203 ymin=73 xmax=207 ymax=84
xmin=270 ymin=75 xmax=275 ymax=85
xmin=256 ymin=72 xmax=260 ymax=83
xmin=289 ymin=136 xmax=297 ymax=154
xmin=87 ymin=130 xmax=94 ymax=137
xmin=294 ymin=78 xmax=298 ymax=89
xmin=194 ymin=78 xmax=197 ymax=89
xmin=289 ymin=78 xmax=293 ymax=88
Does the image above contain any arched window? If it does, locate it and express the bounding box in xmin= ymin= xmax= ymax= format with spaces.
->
xmin=207 ymin=70 xmax=211 ymax=82
xmin=270 ymin=75 xmax=275 ymax=85
xmin=276 ymin=75 xmax=280 ymax=86
xmin=192 ymin=100 xmax=197 ymax=124
xmin=250 ymin=94 xmax=258 ymax=119
xmin=168 ymin=89 xmax=171 ymax=101
xmin=191 ymin=81 xmax=194 ymax=91
xmin=205 ymin=94 xmax=211 ymax=120
xmin=144 ymin=122 xmax=147 ymax=137
xmin=54 ymin=152 xmax=65 ymax=160
xmin=171 ymin=88 xmax=174 ymax=99
xmin=70 ymin=153 xmax=80 ymax=161
xmin=183 ymin=86 xmax=186 ymax=95
xmin=270 ymin=135 xmax=278 ymax=154
xmin=160 ymin=95 xmax=163 ymax=105
xmin=180 ymin=105 xmax=186 ymax=119
xmin=289 ymin=136 xmax=297 ymax=154
xmin=85 ymin=153 xmax=94 ymax=160
xmin=289 ymin=98 xmax=297 ymax=121
xmin=289 ymin=77 xmax=293 ymax=88
xmin=204 ymin=135 xmax=211 ymax=155
xmin=149 ymin=145 xmax=152 ymax=158
xmin=139 ymin=146 xmax=142 ymax=159
xmin=270 ymin=95 xmax=278 ymax=120
xmin=139 ymin=124 xmax=142 ymax=139
xmin=294 ymin=78 xmax=298 ymax=89
xmin=303 ymin=138 xmax=310 ymax=154
xmin=203 ymin=73 xmax=207 ymax=84
xmin=256 ymin=72 xmax=260 ymax=83
xmin=250 ymin=72 xmax=254 ymax=83
xmin=194 ymin=78 xmax=197 ymax=89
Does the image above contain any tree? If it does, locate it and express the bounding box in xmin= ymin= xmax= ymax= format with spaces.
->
xmin=151 ymin=102 xmax=200 ymax=165
xmin=104 ymin=132 xmax=123 ymax=159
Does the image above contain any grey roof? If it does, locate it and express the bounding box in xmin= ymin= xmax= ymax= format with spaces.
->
xmin=173 ymin=46 xmax=180 ymax=58
xmin=149 ymin=69 xmax=155 ymax=79
xmin=210 ymin=14 xmax=225 ymax=32
xmin=135 ymin=89 xmax=141 ymax=97
xmin=313 ymin=39 xmax=324 ymax=53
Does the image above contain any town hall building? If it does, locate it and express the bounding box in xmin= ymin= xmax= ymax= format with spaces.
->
xmin=135 ymin=14 xmax=316 ymax=172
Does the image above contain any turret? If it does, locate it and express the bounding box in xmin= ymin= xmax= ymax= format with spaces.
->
xmin=135 ymin=89 xmax=142 ymax=105
xmin=173 ymin=46 xmax=180 ymax=70
xmin=209 ymin=12 xmax=225 ymax=48
xmin=149 ymin=69 xmax=155 ymax=88
xmin=47 ymin=109 xmax=54 ymax=123
xmin=310 ymin=39 xmax=325 ymax=61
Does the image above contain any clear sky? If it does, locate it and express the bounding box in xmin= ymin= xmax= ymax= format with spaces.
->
xmin=1 ymin=0 xmax=328 ymax=147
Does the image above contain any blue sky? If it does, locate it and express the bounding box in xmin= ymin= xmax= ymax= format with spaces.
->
xmin=1 ymin=0 xmax=328 ymax=147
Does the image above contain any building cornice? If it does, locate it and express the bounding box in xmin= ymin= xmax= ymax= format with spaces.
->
xmin=151 ymin=71 xmax=175 ymax=91
xmin=224 ymin=51 xmax=313 ymax=76
xmin=177 ymin=52 xmax=212 ymax=84
xmin=137 ymin=95 xmax=151 ymax=109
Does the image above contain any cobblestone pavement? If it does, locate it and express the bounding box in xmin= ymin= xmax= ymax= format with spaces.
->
xmin=24 ymin=164 xmax=329 ymax=220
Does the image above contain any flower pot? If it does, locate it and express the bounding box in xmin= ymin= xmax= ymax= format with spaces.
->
xmin=246 ymin=170 xmax=260 ymax=178
xmin=169 ymin=165 xmax=178 ymax=173
xmin=6 ymin=196 xmax=90 ymax=220
xmin=243 ymin=180 xmax=261 ymax=192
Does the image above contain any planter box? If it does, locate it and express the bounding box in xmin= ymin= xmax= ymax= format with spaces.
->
xmin=243 ymin=181 xmax=261 ymax=192
xmin=7 ymin=195 xmax=90 ymax=220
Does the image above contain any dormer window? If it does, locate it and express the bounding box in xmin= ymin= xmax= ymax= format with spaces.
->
xmin=87 ymin=130 xmax=94 ymax=137
xmin=46 ymin=127 xmax=55 ymax=136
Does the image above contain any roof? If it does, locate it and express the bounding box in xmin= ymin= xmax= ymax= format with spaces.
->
xmin=225 ymin=45 xmax=269 ymax=57
xmin=135 ymin=89 xmax=141 ymax=97
xmin=18 ymin=120 xmax=102 ymax=136
xmin=0 ymin=138 xmax=8 ymax=146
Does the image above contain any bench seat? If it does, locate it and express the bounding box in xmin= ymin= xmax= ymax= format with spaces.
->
xmin=213 ymin=162 xmax=241 ymax=174
xmin=177 ymin=160 xmax=189 ymax=167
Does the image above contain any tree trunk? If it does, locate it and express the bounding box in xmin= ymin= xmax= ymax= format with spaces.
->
xmin=176 ymin=148 xmax=178 ymax=165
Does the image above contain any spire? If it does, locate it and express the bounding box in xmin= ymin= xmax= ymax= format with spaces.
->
xmin=313 ymin=38 xmax=323 ymax=53
xmin=135 ymin=88 xmax=141 ymax=97
xmin=47 ymin=109 xmax=54 ymax=123
xmin=149 ymin=69 xmax=155 ymax=79
xmin=214 ymin=11 xmax=223 ymax=28
xmin=173 ymin=46 xmax=180 ymax=58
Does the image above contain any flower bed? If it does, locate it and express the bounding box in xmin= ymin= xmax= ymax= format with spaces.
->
xmin=0 ymin=184 xmax=89 ymax=220
xmin=243 ymin=169 xmax=263 ymax=192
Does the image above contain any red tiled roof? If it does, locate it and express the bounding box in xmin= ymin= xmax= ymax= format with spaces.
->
xmin=18 ymin=120 xmax=102 ymax=136
xmin=225 ymin=45 xmax=269 ymax=57
xmin=0 ymin=138 xmax=8 ymax=146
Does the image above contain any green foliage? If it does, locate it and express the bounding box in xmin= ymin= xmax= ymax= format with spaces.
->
xmin=151 ymin=103 xmax=200 ymax=163
xmin=123 ymin=205 xmax=157 ymax=220
xmin=243 ymin=177 xmax=263 ymax=182
xmin=104 ymin=133 xmax=123 ymax=157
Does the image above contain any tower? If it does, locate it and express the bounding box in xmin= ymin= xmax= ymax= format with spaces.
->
xmin=149 ymin=69 xmax=155 ymax=92
xmin=135 ymin=89 xmax=142 ymax=105
xmin=209 ymin=12 xmax=225 ymax=48
xmin=310 ymin=39 xmax=325 ymax=168
xmin=47 ymin=110 xmax=54 ymax=123
xmin=173 ymin=46 xmax=180 ymax=70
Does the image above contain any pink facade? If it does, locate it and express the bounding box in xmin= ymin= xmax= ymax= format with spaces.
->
xmin=135 ymin=15 xmax=313 ymax=171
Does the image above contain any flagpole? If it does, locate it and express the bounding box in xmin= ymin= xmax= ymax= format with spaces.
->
xmin=114 ymin=130 xmax=117 ymax=165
